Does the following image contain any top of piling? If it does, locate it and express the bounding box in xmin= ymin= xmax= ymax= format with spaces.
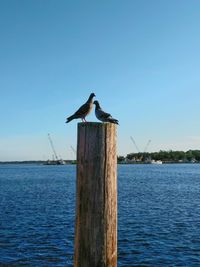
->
xmin=78 ymin=122 xmax=117 ymax=127
xmin=78 ymin=122 xmax=102 ymax=126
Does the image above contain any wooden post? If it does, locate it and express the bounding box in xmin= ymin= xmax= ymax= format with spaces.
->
xmin=74 ymin=122 xmax=117 ymax=267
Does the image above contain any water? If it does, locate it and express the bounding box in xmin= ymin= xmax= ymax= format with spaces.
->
xmin=0 ymin=164 xmax=200 ymax=266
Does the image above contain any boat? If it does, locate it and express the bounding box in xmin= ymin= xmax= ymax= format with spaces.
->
xmin=150 ymin=160 xmax=163 ymax=164
xmin=44 ymin=134 xmax=66 ymax=165
xmin=44 ymin=159 xmax=66 ymax=165
xmin=144 ymin=158 xmax=163 ymax=164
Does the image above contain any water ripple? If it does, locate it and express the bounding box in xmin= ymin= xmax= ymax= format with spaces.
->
xmin=0 ymin=163 xmax=200 ymax=266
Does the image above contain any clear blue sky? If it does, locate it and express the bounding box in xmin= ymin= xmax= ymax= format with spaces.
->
xmin=0 ymin=0 xmax=200 ymax=161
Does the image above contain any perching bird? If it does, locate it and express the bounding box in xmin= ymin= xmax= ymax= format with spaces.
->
xmin=66 ymin=93 xmax=96 ymax=123
xmin=93 ymin=100 xmax=119 ymax=124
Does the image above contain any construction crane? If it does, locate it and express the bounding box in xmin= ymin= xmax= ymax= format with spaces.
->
xmin=130 ymin=136 xmax=151 ymax=153
xmin=48 ymin=133 xmax=59 ymax=161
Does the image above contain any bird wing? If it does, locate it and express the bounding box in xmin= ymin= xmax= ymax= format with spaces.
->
xmin=98 ymin=109 xmax=111 ymax=119
xmin=74 ymin=102 xmax=90 ymax=116
xmin=95 ymin=108 xmax=118 ymax=124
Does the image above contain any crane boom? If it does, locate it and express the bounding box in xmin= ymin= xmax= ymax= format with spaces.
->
xmin=143 ymin=140 xmax=151 ymax=153
xmin=48 ymin=134 xmax=59 ymax=161
xmin=130 ymin=136 xmax=140 ymax=153
xmin=70 ymin=145 xmax=76 ymax=155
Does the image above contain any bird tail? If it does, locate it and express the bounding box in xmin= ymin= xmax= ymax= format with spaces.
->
xmin=108 ymin=118 xmax=119 ymax=125
xmin=66 ymin=115 xmax=75 ymax=123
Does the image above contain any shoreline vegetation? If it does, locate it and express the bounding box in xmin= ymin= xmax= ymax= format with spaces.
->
xmin=0 ymin=150 xmax=200 ymax=165
xmin=0 ymin=160 xmax=76 ymax=165
xmin=118 ymin=149 xmax=200 ymax=164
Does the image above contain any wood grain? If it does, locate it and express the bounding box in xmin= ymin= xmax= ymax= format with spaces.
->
xmin=74 ymin=122 xmax=117 ymax=267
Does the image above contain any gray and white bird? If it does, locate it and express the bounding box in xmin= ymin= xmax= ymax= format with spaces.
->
xmin=93 ymin=100 xmax=119 ymax=124
xmin=66 ymin=93 xmax=95 ymax=123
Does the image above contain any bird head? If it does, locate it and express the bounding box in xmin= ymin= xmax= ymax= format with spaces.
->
xmin=88 ymin=93 xmax=96 ymax=102
xmin=93 ymin=100 xmax=100 ymax=108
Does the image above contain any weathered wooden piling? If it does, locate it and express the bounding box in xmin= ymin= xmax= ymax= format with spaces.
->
xmin=74 ymin=122 xmax=117 ymax=267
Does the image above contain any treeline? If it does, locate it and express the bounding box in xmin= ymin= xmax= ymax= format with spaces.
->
xmin=118 ymin=150 xmax=200 ymax=163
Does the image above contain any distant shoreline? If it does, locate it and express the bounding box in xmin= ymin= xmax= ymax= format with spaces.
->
xmin=0 ymin=161 xmax=199 ymax=165
xmin=0 ymin=160 xmax=75 ymax=165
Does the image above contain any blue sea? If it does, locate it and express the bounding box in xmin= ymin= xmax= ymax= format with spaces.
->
xmin=0 ymin=164 xmax=200 ymax=266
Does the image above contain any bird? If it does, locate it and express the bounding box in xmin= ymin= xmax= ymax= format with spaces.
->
xmin=66 ymin=93 xmax=96 ymax=123
xmin=93 ymin=100 xmax=119 ymax=124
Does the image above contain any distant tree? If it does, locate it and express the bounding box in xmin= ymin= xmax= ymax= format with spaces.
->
xmin=186 ymin=150 xmax=193 ymax=161
xmin=125 ymin=149 xmax=200 ymax=163
xmin=192 ymin=150 xmax=200 ymax=161
xmin=126 ymin=153 xmax=136 ymax=160
xmin=186 ymin=150 xmax=200 ymax=161
xmin=117 ymin=156 xmax=125 ymax=163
